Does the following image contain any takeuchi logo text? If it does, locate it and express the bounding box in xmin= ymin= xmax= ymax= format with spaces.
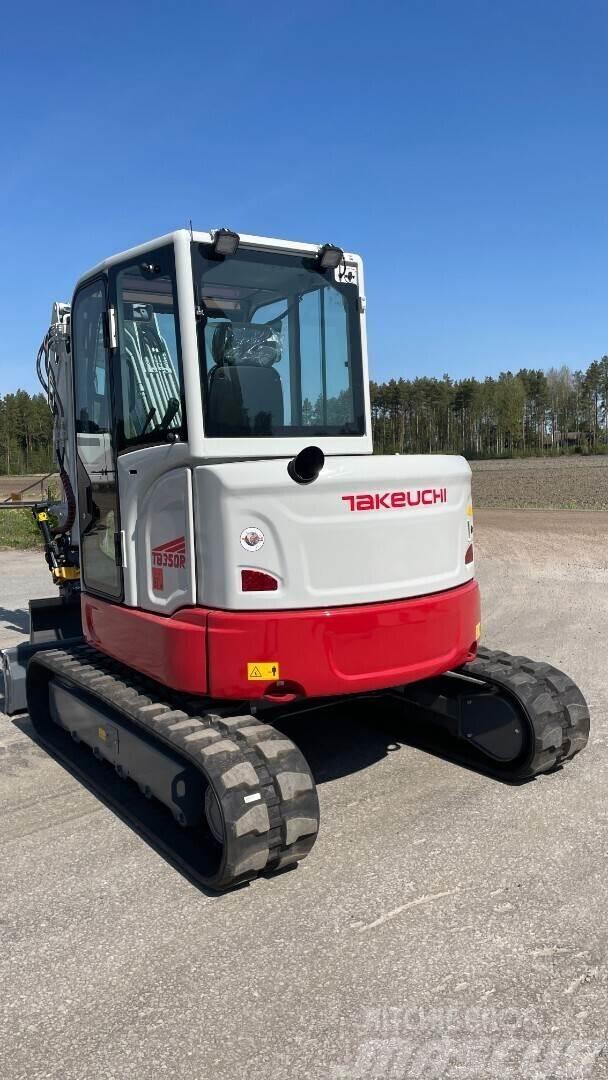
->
xmin=342 ymin=488 xmax=448 ymax=511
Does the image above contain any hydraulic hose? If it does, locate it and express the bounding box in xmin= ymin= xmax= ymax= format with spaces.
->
xmin=53 ymin=447 xmax=76 ymax=537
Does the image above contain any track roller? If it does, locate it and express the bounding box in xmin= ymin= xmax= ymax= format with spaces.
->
xmin=398 ymin=646 xmax=590 ymax=781
xmin=26 ymin=646 xmax=319 ymax=891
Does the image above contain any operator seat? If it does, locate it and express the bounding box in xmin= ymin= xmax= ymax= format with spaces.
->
xmin=206 ymin=322 xmax=284 ymax=436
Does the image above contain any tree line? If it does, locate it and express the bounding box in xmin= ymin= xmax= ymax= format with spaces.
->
xmin=3 ymin=357 xmax=608 ymax=473
xmin=371 ymin=358 xmax=608 ymax=457
xmin=0 ymin=391 xmax=55 ymax=474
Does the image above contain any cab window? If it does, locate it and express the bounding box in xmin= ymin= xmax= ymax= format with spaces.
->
xmin=114 ymin=250 xmax=186 ymax=450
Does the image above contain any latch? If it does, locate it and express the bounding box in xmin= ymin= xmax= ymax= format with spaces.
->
xmin=107 ymin=306 xmax=118 ymax=349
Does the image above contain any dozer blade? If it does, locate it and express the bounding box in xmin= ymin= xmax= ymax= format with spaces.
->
xmin=397 ymin=647 xmax=590 ymax=781
xmin=1 ymin=595 xmax=83 ymax=715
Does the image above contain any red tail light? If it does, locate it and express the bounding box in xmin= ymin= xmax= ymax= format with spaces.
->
xmin=465 ymin=544 xmax=474 ymax=565
xmin=241 ymin=569 xmax=278 ymax=592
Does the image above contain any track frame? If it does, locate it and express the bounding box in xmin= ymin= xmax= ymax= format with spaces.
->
xmin=26 ymin=645 xmax=320 ymax=891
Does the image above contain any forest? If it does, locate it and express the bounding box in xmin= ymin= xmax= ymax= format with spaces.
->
xmin=0 ymin=391 xmax=55 ymax=474
xmin=2 ymin=356 xmax=608 ymax=473
xmin=370 ymin=358 xmax=608 ymax=457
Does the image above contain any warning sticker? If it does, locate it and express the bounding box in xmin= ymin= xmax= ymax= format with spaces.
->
xmin=476 ymin=623 xmax=481 ymax=641
xmin=247 ymin=662 xmax=280 ymax=681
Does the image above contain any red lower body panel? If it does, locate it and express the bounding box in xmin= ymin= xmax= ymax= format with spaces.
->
xmin=82 ymin=580 xmax=480 ymax=700
xmin=82 ymin=597 xmax=209 ymax=695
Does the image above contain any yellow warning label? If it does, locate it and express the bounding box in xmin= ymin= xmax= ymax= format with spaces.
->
xmin=475 ymin=623 xmax=481 ymax=641
xmin=98 ymin=727 xmax=107 ymax=740
xmin=247 ymin=662 xmax=280 ymax=681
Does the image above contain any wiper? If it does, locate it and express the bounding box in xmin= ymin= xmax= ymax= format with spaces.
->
xmin=139 ymin=398 xmax=181 ymax=441
xmin=140 ymin=406 xmax=157 ymax=436
xmin=157 ymin=397 xmax=181 ymax=439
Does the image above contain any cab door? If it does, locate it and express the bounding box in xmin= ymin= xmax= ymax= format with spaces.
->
xmin=71 ymin=277 xmax=123 ymax=600
xmin=106 ymin=245 xmax=191 ymax=612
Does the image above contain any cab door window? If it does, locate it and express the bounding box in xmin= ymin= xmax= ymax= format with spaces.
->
xmin=72 ymin=279 xmax=122 ymax=599
xmin=114 ymin=251 xmax=185 ymax=450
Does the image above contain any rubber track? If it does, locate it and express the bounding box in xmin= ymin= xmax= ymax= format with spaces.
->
xmin=460 ymin=646 xmax=590 ymax=780
xmin=26 ymin=644 xmax=319 ymax=891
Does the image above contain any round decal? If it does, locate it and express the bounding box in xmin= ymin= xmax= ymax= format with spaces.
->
xmin=240 ymin=527 xmax=265 ymax=552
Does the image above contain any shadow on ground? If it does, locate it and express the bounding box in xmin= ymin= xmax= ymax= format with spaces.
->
xmin=7 ymin=692 xmax=520 ymax=899
xmin=0 ymin=606 xmax=29 ymax=634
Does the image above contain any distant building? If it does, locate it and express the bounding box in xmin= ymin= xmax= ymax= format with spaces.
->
xmin=542 ymin=430 xmax=590 ymax=448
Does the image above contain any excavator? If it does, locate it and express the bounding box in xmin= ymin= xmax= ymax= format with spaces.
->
xmin=0 ymin=227 xmax=590 ymax=890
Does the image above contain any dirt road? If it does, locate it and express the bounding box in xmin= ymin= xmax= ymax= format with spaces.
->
xmin=476 ymin=507 xmax=608 ymax=576
xmin=1 ymin=511 xmax=607 ymax=1079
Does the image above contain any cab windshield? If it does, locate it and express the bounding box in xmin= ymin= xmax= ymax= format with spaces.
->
xmin=191 ymin=244 xmax=365 ymax=438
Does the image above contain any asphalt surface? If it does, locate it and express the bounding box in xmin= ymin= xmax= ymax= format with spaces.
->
xmin=1 ymin=512 xmax=608 ymax=1079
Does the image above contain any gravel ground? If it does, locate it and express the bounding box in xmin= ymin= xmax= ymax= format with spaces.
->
xmin=471 ymin=455 xmax=608 ymax=510
xmin=1 ymin=516 xmax=608 ymax=1079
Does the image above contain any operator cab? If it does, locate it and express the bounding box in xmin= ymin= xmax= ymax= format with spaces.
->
xmin=71 ymin=228 xmax=370 ymax=468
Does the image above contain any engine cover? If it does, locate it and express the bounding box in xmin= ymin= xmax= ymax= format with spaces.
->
xmin=192 ymin=454 xmax=474 ymax=611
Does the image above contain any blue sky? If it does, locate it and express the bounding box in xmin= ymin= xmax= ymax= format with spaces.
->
xmin=1 ymin=0 xmax=607 ymax=394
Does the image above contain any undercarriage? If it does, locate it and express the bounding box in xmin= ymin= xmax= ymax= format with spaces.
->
xmin=23 ymin=642 xmax=590 ymax=892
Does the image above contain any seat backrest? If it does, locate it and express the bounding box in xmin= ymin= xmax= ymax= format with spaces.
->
xmin=211 ymin=322 xmax=281 ymax=368
xmin=207 ymin=364 xmax=284 ymax=435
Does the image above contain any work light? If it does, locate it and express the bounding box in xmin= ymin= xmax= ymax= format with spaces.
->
xmin=318 ymin=243 xmax=343 ymax=270
xmin=211 ymin=228 xmax=240 ymax=257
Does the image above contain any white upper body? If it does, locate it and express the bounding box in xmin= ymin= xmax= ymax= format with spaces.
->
xmin=46 ymin=228 xmax=474 ymax=613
